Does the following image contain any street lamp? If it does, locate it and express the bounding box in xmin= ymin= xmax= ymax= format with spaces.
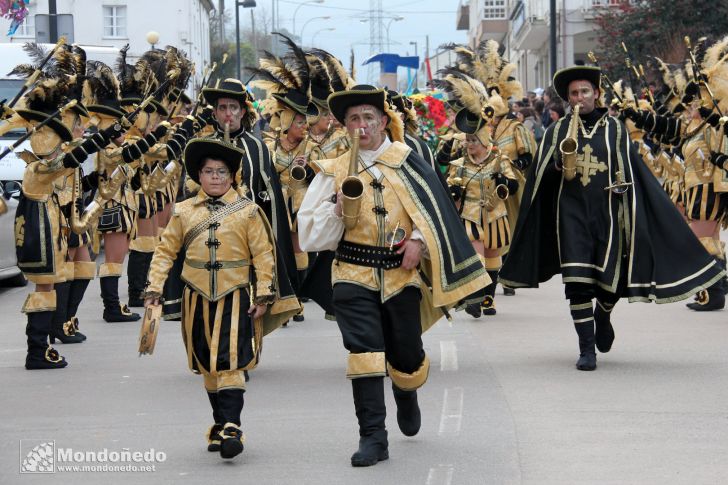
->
xmin=236 ymin=0 xmax=257 ymax=80
xmin=409 ymin=41 xmax=419 ymax=90
xmin=385 ymin=16 xmax=404 ymax=52
xmin=311 ymin=27 xmax=335 ymax=46
xmin=292 ymin=0 xmax=324 ymax=40
xmin=146 ymin=31 xmax=160 ymax=50
xmin=300 ymin=15 xmax=330 ymax=43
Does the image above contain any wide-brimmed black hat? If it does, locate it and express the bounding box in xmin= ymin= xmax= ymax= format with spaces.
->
xmin=16 ymin=107 xmax=73 ymax=142
xmin=273 ymin=90 xmax=319 ymax=118
xmin=387 ymin=90 xmax=410 ymax=114
xmin=202 ymin=78 xmax=253 ymax=106
xmin=328 ymin=84 xmax=387 ymax=125
xmin=87 ymin=97 xmax=126 ymax=118
xmin=184 ymin=138 xmax=244 ymax=185
xmin=454 ymin=108 xmax=486 ymax=135
xmin=168 ymin=87 xmax=192 ymax=105
xmin=553 ymin=66 xmax=602 ymax=102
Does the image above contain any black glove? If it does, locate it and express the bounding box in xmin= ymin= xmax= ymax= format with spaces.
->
xmin=684 ymin=81 xmax=700 ymax=97
xmin=449 ymin=185 xmax=463 ymax=202
xmin=698 ymin=107 xmax=721 ymax=127
xmin=121 ymin=124 xmax=169 ymax=164
xmin=491 ymin=172 xmax=508 ymax=186
xmin=99 ymin=122 xmax=126 ymax=143
xmin=0 ymin=98 xmax=13 ymax=121
xmin=513 ymin=153 xmax=533 ymax=171
xmin=180 ymin=116 xmax=197 ymax=137
xmin=81 ymin=171 xmax=100 ymax=191
xmin=166 ymin=131 xmax=187 ymax=160
xmin=152 ymin=123 xmax=169 ymax=140
xmin=62 ymin=133 xmax=107 ymax=168
xmin=709 ymin=151 xmax=728 ymax=168
xmin=622 ymin=107 xmax=640 ymax=122
xmin=198 ymin=105 xmax=214 ymax=124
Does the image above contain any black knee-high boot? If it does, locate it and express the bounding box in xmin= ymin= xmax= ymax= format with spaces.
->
xmin=101 ymin=275 xmax=140 ymax=322
xmin=392 ymin=384 xmax=421 ymax=437
xmin=126 ymin=250 xmax=148 ymax=307
xmin=351 ymin=377 xmax=388 ymax=467
xmin=570 ymin=298 xmax=596 ymax=371
xmin=67 ymin=278 xmax=90 ymax=340
xmin=206 ymin=392 xmax=224 ymax=452
xmin=50 ymin=281 xmax=84 ymax=344
xmin=26 ymin=311 xmax=67 ymax=370
xmin=594 ymin=299 xmax=616 ymax=353
xmin=482 ymin=270 xmax=499 ymax=316
xmin=217 ymin=389 xmax=245 ymax=459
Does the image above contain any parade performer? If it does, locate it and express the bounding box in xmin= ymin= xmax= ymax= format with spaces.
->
xmin=387 ymin=90 xmax=436 ymax=169
xmin=622 ymin=40 xmax=728 ymax=311
xmin=298 ymin=85 xmax=489 ymax=466
xmin=500 ymin=66 xmax=725 ymax=372
xmin=11 ymin=70 xmax=126 ymax=368
xmin=434 ymin=72 xmax=519 ymax=317
xmin=251 ymin=34 xmax=325 ymax=322
xmin=143 ymin=138 xmax=298 ymax=459
xmin=305 ymin=49 xmax=351 ymax=158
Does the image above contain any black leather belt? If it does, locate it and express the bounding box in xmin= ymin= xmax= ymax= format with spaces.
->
xmin=335 ymin=241 xmax=403 ymax=269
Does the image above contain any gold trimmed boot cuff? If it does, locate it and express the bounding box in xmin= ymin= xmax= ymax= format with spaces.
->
xmin=484 ymin=256 xmax=502 ymax=271
xmin=346 ymin=352 xmax=386 ymax=379
xmin=129 ymin=235 xmax=157 ymax=253
xmin=22 ymin=290 xmax=57 ymax=313
xmin=203 ymin=370 xmax=246 ymax=392
xmin=98 ymin=262 xmax=123 ymax=278
xmin=295 ymin=252 xmax=309 ymax=270
xmin=387 ymin=355 xmax=430 ymax=391
xmin=61 ymin=262 xmax=75 ymax=281
xmin=73 ymin=261 xmax=97 ymax=280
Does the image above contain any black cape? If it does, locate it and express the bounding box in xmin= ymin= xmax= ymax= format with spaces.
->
xmin=500 ymin=109 xmax=724 ymax=302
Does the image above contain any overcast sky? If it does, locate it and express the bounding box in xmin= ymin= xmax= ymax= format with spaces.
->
xmin=240 ymin=0 xmax=466 ymax=84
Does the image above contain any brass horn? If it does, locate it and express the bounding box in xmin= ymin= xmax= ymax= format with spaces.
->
xmin=70 ymin=169 xmax=104 ymax=234
xmin=560 ymin=103 xmax=580 ymax=181
xmin=340 ymin=128 xmax=363 ymax=230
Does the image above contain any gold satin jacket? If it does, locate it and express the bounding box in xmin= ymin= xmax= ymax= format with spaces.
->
xmin=682 ymin=120 xmax=728 ymax=191
xmin=447 ymin=154 xmax=516 ymax=225
xmin=266 ymin=136 xmax=324 ymax=213
xmin=311 ymin=142 xmax=421 ymax=301
xmin=146 ymin=187 xmax=276 ymax=303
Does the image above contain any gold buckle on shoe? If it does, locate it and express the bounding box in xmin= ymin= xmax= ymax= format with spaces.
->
xmin=45 ymin=347 xmax=63 ymax=363
xmin=63 ymin=321 xmax=77 ymax=337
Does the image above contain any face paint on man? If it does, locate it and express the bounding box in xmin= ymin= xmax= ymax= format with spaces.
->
xmin=344 ymin=105 xmax=388 ymax=150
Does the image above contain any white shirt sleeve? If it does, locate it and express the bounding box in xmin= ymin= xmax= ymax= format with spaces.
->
xmin=297 ymin=171 xmax=345 ymax=252
xmin=409 ymin=227 xmax=430 ymax=259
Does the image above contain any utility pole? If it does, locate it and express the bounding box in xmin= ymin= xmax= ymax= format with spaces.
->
xmin=218 ymin=0 xmax=225 ymax=45
xmin=549 ymin=0 xmax=557 ymax=77
xmin=49 ymin=0 xmax=58 ymax=43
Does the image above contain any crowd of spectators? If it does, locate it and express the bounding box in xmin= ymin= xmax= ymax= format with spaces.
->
xmin=508 ymin=86 xmax=566 ymax=144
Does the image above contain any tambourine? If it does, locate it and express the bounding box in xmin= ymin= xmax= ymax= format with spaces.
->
xmin=138 ymin=303 xmax=162 ymax=356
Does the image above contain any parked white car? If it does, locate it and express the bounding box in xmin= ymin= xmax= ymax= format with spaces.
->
xmin=0 ymin=180 xmax=27 ymax=286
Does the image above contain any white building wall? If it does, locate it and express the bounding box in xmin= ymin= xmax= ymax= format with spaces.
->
xmin=457 ymin=0 xmax=606 ymax=91
xmin=0 ymin=0 xmax=212 ymax=90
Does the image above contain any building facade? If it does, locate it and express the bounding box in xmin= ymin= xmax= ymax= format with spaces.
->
xmin=0 ymin=0 xmax=214 ymax=91
xmin=451 ymin=0 xmax=627 ymax=91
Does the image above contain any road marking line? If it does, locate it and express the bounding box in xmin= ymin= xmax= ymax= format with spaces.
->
xmin=438 ymin=387 xmax=463 ymax=434
xmin=426 ymin=464 xmax=454 ymax=485
xmin=439 ymin=341 xmax=458 ymax=372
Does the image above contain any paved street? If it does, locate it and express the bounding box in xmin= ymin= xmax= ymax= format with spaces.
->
xmin=1 ymin=250 xmax=727 ymax=485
